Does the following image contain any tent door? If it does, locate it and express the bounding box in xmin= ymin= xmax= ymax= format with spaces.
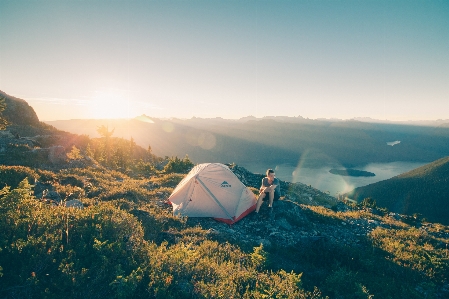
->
xmin=196 ymin=177 xmax=234 ymax=222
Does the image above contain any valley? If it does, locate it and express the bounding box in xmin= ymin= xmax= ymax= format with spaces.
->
xmin=1 ymin=91 xmax=449 ymax=298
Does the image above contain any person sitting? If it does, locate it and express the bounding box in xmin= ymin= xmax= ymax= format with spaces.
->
xmin=255 ymin=169 xmax=281 ymax=213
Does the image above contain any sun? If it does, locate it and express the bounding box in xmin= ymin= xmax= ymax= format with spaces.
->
xmin=86 ymin=91 xmax=131 ymax=119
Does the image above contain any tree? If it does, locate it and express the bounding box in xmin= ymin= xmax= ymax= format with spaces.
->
xmin=0 ymin=97 xmax=8 ymax=130
xmin=97 ymin=125 xmax=115 ymax=166
xmin=66 ymin=145 xmax=83 ymax=161
xmin=127 ymin=137 xmax=136 ymax=167
xmin=86 ymin=143 xmax=94 ymax=158
xmin=97 ymin=125 xmax=115 ymax=138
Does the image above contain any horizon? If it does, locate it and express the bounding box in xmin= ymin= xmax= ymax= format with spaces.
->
xmin=1 ymin=1 xmax=448 ymax=121
xmin=43 ymin=113 xmax=449 ymax=124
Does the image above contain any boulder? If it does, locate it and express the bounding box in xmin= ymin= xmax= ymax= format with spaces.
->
xmin=65 ymin=199 xmax=84 ymax=209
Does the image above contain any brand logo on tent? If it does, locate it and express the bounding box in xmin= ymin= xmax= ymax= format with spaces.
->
xmin=221 ymin=181 xmax=231 ymax=187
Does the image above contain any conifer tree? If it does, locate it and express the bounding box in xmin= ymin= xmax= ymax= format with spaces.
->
xmin=86 ymin=143 xmax=94 ymax=158
xmin=0 ymin=97 xmax=8 ymax=130
xmin=97 ymin=125 xmax=114 ymax=166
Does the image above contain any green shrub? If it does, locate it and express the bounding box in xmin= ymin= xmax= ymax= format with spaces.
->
xmin=370 ymin=227 xmax=449 ymax=282
xmin=98 ymin=178 xmax=153 ymax=202
xmin=132 ymin=160 xmax=157 ymax=177
xmin=163 ymin=156 xmax=194 ymax=174
xmin=0 ymin=183 xmax=147 ymax=298
xmin=0 ymin=165 xmax=39 ymax=189
xmin=359 ymin=197 xmax=376 ymax=209
xmin=66 ymin=145 xmax=83 ymax=161
xmin=144 ymin=240 xmax=316 ymax=299
xmin=151 ymin=173 xmax=184 ymax=188
xmin=323 ymin=267 xmax=373 ymax=299
xmin=35 ymin=169 xmax=58 ymax=182
xmin=2 ymin=157 xmax=448 ymax=298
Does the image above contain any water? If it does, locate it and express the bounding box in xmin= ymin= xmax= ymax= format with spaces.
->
xmin=241 ymin=161 xmax=427 ymax=197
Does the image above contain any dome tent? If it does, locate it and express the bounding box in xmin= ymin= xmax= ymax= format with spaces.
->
xmin=168 ymin=163 xmax=257 ymax=224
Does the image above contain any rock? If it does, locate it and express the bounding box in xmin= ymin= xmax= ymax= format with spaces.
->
xmin=45 ymin=190 xmax=61 ymax=202
xmin=389 ymin=212 xmax=401 ymax=220
xmin=257 ymin=238 xmax=272 ymax=248
xmin=226 ymin=228 xmax=236 ymax=234
xmin=65 ymin=199 xmax=84 ymax=209
xmin=48 ymin=146 xmax=66 ymax=164
xmin=34 ymin=181 xmax=54 ymax=198
xmin=206 ymin=228 xmax=219 ymax=235
xmin=176 ymin=280 xmax=194 ymax=295
xmin=0 ymin=130 xmax=13 ymax=138
xmin=276 ymin=218 xmax=293 ymax=231
xmin=368 ymin=219 xmax=379 ymax=226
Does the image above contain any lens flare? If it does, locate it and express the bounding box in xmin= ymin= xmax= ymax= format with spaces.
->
xmin=198 ymin=132 xmax=216 ymax=150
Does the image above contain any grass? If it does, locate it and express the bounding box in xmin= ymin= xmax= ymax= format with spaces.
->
xmin=1 ymin=165 xmax=448 ymax=298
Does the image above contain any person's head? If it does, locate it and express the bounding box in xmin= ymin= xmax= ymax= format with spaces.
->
xmin=266 ymin=169 xmax=275 ymax=179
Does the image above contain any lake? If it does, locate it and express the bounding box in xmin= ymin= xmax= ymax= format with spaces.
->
xmin=241 ymin=161 xmax=427 ymax=197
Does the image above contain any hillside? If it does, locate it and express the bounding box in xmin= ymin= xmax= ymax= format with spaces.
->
xmin=0 ymin=92 xmax=157 ymax=170
xmin=0 ymin=90 xmax=40 ymax=127
xmin=346 ymin=156 xmax=449 ymax=225
xmin=1 ymin=92 xmax=448 ymax=298
xmin=1 ymin=163 xmax=448 ymax=298
xmin=46 ymin=114 xmax=449 ymax=168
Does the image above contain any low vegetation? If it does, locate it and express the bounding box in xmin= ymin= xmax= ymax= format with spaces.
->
xmin=0 ymin=102 xmax=448 ymax=298
xmin=0 ymin=160 xmax=448 ymax=298
xmin=0 ymin=175 xmax=325 ymax=298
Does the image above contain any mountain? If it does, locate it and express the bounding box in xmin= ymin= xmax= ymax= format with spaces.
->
xmin=0 ymin=91 xmax=147 ymax=168
xmin=352 ymin=116 xmax=449 ymax=127
xmin=0 ymin=90 xmax=40 ymax=127
xmin=46 ymin=115 xmax=449 ymax=168
xmin=345 ymin=156 xmax=449 ymax=225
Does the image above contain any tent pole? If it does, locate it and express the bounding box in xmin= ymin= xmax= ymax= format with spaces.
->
xmin=196 ymin=177 xmax=234 ymax=222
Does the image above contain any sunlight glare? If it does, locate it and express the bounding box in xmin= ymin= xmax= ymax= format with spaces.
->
xmin=135 ymin=115 xmax=155 ymax=123
xmin=87 ymin=91 xmax=130 ymax=119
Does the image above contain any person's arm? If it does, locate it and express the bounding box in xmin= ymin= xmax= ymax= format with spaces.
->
xmin=259 ymin=178 xmax=268 ymax=193
xmin=274 ymin=178 xmax=281 ymax=195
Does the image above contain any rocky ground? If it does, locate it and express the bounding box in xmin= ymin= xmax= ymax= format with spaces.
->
xmin=163 ymin=164 xmax=449 ymax=298
xmin=168 ymin=164 xmax=449 ymax=258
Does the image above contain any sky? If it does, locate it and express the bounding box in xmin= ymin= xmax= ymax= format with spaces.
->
xmin=0 ymin=0 xmax=448 ymax=121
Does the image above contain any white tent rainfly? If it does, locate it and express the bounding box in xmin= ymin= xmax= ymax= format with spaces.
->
xmin=168 ymin=163 xmax=257 ymax=224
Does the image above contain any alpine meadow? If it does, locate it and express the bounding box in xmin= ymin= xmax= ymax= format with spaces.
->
xmin=1 ymin=91 xmax=448 ymax=298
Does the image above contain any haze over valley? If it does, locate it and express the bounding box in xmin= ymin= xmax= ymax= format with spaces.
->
xmin=46 ymin=115 xmax=449 ymax=195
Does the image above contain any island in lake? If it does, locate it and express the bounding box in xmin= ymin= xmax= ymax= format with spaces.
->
xmin=329 ymin=168 xmax=376 ymax=177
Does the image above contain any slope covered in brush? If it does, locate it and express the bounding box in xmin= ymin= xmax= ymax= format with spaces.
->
xmin=346 ymin=156 xmax=449 ymax=225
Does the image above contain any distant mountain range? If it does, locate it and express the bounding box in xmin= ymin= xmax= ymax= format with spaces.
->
xmin=45 ymin=114 xmax=449 ymax=168
xmin=346 ymin=156 xmax=449 ymax=225
xmin=350 ymin=117 xmax=449 ymax=127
